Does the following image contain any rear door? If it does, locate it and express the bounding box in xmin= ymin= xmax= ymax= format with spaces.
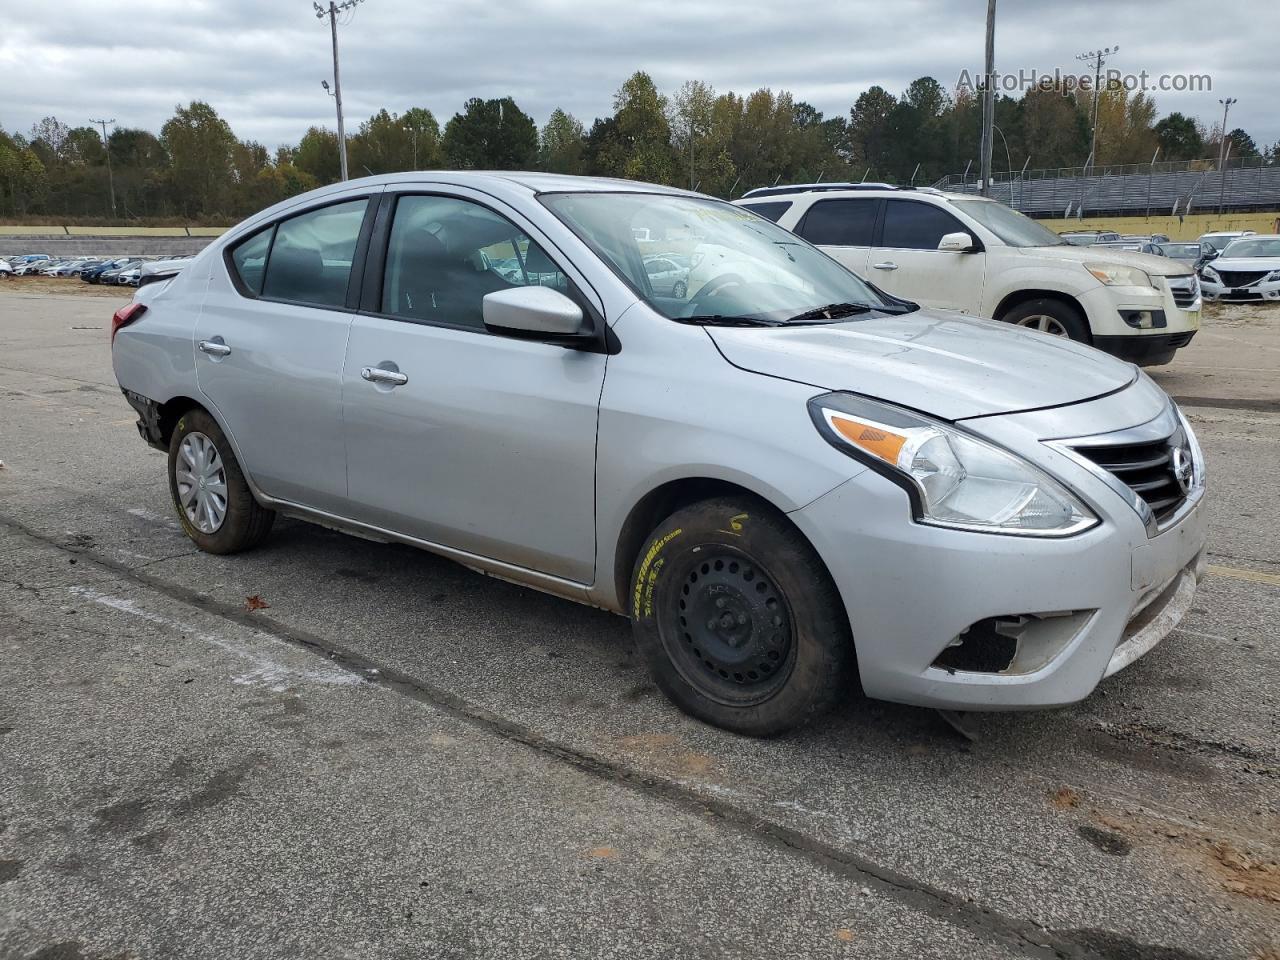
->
xmin=870 ymin=199 xmax=987 ymax=313
xmin=340 ymin=188 xmax=606 ymax=583
xmin=794 ymin=197 xmax=879 ymax=278
xmin=195 ymin=192 xmax=376 ymax=513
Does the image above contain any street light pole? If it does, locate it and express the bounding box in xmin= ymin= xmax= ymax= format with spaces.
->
xmin=978 ymin=0 xmax=997 ymax=197
xmin=1217 ymin=98 xmax=1237 ymax=215
xmin=1075 ymin=45 xmax=1117 ymax=171
xmin=314 ymin=0 xmax=365 ymax=181
xmin=89 ymin=117 xmax=117 ymax=218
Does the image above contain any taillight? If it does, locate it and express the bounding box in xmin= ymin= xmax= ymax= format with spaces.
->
xmin=111 ymin=303 xmax=147 ymax=343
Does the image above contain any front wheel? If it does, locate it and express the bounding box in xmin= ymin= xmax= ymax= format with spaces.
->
xmin=168 ymin=408 xmax=274 ymax=554
xmin=629 ymin=497 xmax=854 ymax=737
xmin=999 ymin=297 xmax=1091 ymax=342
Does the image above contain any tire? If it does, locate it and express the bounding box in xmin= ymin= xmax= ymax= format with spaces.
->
xmin=999 ymin=297 xmax=1091 ymax=343
xmin=628 ymin=496 xmax=853 ymax=737
xmin=167 ymin=408 xmax=274 ymax=554
xmin=673 ymin=280 xmax=688 ymax=300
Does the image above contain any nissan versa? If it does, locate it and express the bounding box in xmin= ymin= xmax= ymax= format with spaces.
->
xmin=110 ymin=173 xmax=1208 ymax=736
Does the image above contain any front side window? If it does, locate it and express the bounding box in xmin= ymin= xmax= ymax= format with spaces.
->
xmin=739 ymin=201 xmax=793 ymax=223
xmin=798 ymin=199 xmax=879 ymax=247
xmin=881 ymin=200 xmax=969 ymax=251
xmin=381 ymin=194 xmax=572 ymax=330
xmin=541 ymin=192 xmax=902 ymax=324
xmin=260 ymin=198 xmax=368 ymax=307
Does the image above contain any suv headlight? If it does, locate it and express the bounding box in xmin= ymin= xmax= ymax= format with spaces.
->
xmin=1084 ymin=262 xmax=1154 ymax=288
xmin=1201 ymin=265 xmax=1220 ymax=280
xmin=809 ymin=394 xmax=1097 ymax=537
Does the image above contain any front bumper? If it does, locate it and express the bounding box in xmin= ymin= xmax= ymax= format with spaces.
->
xmin=789 ymin=387 xmax=1208 ymax=711
xmin=1201 ymin=276 xmax=1280 ymax=303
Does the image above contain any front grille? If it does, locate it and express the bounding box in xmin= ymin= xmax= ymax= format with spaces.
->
xmin=1166 ymin=276 xmax=1199 ymax=308
xmin=1074 ymin=425 xmax=1190 ymax=525
xmin=1214 ymin=270 xmax=1267 ymax=288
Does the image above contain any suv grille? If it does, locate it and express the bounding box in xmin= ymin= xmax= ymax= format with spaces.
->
xmin=1166 ymin=275 xmax=1199 ymax=308
xmin=1214 ymin=270 xmax=1267 ymax=288
xmin=1074 ymin=424 xmax=1191 ymax=525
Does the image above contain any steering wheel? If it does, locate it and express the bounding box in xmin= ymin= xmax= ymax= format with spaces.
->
xmin=687 ymin=273 xmax=745 ymax=313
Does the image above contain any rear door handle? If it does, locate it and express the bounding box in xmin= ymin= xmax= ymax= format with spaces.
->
xmin=198 ymin=338 xmax=232 ymax=357
xmin=361 ymin=366 xmax=409 ymax=386
xmin=872 ymin=261 xmax=899 ymax=271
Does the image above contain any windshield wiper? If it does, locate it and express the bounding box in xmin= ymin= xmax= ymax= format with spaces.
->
xmin=677 ymin=315 xmax=784 ymax=327
xmin=783 ymin=302 xmax=878 ymax=324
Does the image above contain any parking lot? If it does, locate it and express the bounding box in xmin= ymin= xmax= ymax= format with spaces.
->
xmin=1 ymin=285 xmax=1277 ymax=959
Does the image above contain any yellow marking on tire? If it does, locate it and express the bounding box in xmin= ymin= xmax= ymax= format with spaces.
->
xmin=633 ymin=528 xmax=682 ymax=619
xmin=1208 ymin=564 xmax=1280 ymax=588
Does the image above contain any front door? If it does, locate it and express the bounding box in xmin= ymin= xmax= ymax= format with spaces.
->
xmin=795 ymin=197 xmax=879 ymax=280
xmin=195 ymin=195 xmax=373 ymax=513
xmin=341 ymin=191 xmax=605 ymax=583
xmin=869 ymin=198 xmax=987 ymax=312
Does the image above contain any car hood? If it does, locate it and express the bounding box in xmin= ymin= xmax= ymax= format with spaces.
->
xmin=707 ymin=310 xmax=1137 ymax=421
xmin=1022 ymin=243 xmax=1192 ymax=277
xmin=1206 ymin=257 xmax=1280 ymax=272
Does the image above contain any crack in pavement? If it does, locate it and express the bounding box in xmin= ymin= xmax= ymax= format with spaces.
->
xmin=0 ymin=509 xmax=1134 ymax=960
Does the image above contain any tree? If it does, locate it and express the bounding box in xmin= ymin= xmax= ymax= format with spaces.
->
xmin=1226 ymin=128 xmax=1260 ymax=159
xmin=847 ymin=86 xmax=897 ymax=175
xmin=161 ymin=101 xmax=236 ymax=217
xmin=1093 ymin=88 xmax=1159 ymax=164
xmin=670 ymin=81 xmax=718 ymax=189
xmin=539 ymin=108 xmax=586 ymax=174
xmin=293 ymin=127 xmax=341 ymax=185
xmin=401 ymin=107 xmax=443 ymax=169
xmin=591 ymin=72 xmax=675 ymax=183
xmin=1154 ymin=112 xmax=1204 ymax=161
xmin=442 ymin=97 xmax=537 ymax=169
xmin=1018 ymin=86 xmax=1090 ymax=169
xmin=349 ymin=107 xmax=442 ymax=174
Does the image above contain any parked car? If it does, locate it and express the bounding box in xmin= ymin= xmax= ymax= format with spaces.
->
xmin=12 ymin=256 xmax=54 ymax=275
xmin=115 ymin=263 xmax=144 ymax=286
xmin=1149 ymin=242 xmax=1213 ymax=270
xmin=112 ymin=173 xmax=1207 ymax=736
xmin=1199 ymin=235 xmax=1280 ymax=303
xmin=642 ymin=254 xmax=690 ymax=298
xmin=1059 ymin=230 xmax=1121 ymax=246
xmin=740 ymin=185 xmax=1200 ymax=366
xmin=0 ymin=259 xmax=12 ymax=278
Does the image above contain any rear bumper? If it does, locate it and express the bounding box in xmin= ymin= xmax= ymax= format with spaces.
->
xmin=1093 ymin=331 xmax=1196 ymax=366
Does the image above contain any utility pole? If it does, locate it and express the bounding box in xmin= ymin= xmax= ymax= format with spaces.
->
xmin=90 ymin=118 xmax=117 ymax=218
xmin=1075 ymin=45 xmax=1118 ymax=172
xmin=978 ymin=0 xmax=997 ymax=197
xmin=314 ymin=0 xmax=365 ymax=181
xmin=1216 ymin=98 xmax=1237 ymax=214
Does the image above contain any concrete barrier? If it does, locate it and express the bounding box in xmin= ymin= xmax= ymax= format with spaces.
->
xmin=0 ymin=230 xmax=226 ymax=258
xmin=1045 ymin=211 xmax=1280 ymax=242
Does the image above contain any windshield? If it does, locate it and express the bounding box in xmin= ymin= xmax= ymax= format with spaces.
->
xmin=1159 ymin=244 xmax=1201 ymax=258
xmin=1203 ymin=234 xmax=1244 ymax=251
xmin=1220 ymin=238 xmax=1280 ymax=259
xmin=539 ymin=192 xmax=903 ymax=324
xmin=950 ymin=199 xmax=1065 ymax=248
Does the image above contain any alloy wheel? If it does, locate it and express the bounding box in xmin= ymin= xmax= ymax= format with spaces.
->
xmin=1016 ymin=314 xmax=1070 ymax=336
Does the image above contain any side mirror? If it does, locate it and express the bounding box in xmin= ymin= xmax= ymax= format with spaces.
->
xmin=938 ymin=231 xmax=978 ymax=253
xmin=483 ymin=285 xmax=586 ymax=339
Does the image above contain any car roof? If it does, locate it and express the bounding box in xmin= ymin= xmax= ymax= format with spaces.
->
xmin=299 ymin=170 xmax=698 ymax=199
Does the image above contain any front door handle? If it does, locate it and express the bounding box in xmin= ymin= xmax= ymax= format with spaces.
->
xmin=198 ymin=338 xmax=232 ymax=357
xmin=872 ymin=261 xmax=899 ymax=271
xmin=361 ymin=366 xmax=409 ymax=386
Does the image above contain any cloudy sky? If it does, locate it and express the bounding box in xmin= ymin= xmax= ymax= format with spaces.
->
xmin=2 ymin=0 xmax=1276 ymax=163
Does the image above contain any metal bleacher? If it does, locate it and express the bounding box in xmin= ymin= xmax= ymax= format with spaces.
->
xmin=933 ymin=157 xmax=1280 ymax=218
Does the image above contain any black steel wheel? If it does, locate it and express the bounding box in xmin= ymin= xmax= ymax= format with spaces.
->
xmin=629 ymin=496 xmax=854 ymax=737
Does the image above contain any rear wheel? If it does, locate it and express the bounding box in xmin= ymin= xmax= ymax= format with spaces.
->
xmin=999 ymin=297 xmax=1091 ymax=342
xmin=168 ymin=409 xmax=274 ymax=554
xmin=629 ymin=497 xmax=853 ymax=737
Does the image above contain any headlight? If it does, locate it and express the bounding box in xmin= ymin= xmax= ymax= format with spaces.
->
xmin=1267 ymin=271 xmax=1280 ymax=282
xmin=1084 ymin=262 xmax=1154 ymax=288
xmin=809 ymin=394 xmax=1097 ymax=537
xmin=1201 ymin=265 xmax=1220 ymax=280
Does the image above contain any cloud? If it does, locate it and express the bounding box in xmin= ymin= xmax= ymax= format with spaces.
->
xmin=2 ymin=0 xmax=1275 ymax=158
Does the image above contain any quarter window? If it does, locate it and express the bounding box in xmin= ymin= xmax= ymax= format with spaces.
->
xmin=798 ymin=199 xmax=878 ymax=247
xmin=381 ymin=194 xmax=572 ymax=331
xmin=881 ymin=200 xmax=966 ymax=251
xmin=740 ymin=201 xmax=793 ymax=223
xmin=260 ymin=198 xmax=368 ymax=307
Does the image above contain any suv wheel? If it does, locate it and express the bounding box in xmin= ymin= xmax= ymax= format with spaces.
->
xmin=1000 ymin=297 xmax=1090 ymax=342
xmin=629 ymin=496 xmax=853 ymax=737
xmin=168 ymin=409 xmax=275 ymax=554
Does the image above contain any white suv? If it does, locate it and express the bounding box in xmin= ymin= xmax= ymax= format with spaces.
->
xmin=736 ymin=186 xmax=1201 ymax=366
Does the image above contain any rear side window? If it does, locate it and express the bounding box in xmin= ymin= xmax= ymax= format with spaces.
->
xmin=229 ymin=228 xmax=271 ymax=295
xmin=881 ymin=200 xmax=967 ymax=251
xmin=261 ymin=198 xmax=368 ymax=307
xmin=740 ymin=201 xmax=792 ymax=223
xmin=798 ymin=199 xmax=878 ymax=246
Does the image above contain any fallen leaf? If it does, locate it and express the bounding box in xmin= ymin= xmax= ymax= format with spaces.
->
xmin=244 ymin=594 xmax=270 ymax=611
xmin=834 ymin=929 xmax=856 ymax=942
xmin=586 ymin=846 xmax=617 ymax=859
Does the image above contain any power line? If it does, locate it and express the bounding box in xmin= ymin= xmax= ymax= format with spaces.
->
xmin=89 ymin=118 xmax=117 ymax=218
xmin=314 ymin=0 xmax=365 ymax=181
xmin=1074 ymin=45 xmax=1118 ymax=172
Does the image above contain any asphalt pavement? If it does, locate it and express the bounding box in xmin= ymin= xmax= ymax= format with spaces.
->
xmin=1 ymin=289 xmax=1277 ymax=960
